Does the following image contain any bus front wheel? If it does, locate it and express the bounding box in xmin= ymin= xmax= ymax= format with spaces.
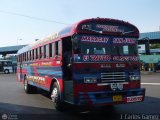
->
xmin=51 ymin=82 xmax=64 ymax=111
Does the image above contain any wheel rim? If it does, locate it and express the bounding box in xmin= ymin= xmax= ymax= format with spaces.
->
xmin=51 ymin=87 xmax=58 ymax=103
xmin=5 ymin=70 xmax=8 ymax=74
xmin=24 ymin=79 xmax=27 ymax=90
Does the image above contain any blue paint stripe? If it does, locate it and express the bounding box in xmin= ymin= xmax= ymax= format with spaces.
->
xmin=37 ymin=70 xmax=62 ymax=75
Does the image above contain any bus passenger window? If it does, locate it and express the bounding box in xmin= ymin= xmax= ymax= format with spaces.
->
xmin=46 ymin=44 xmax=49 ymax=58
xmin=22 ymin=53 xmax=25 ymax=61
xmin=26 ymin=52 xmax=28 ymax=61
xmin=30 ymin=51 xmax=32 ymax=60
xmin=40 ymin=46 xmax=43 ymax=59
xmin=44 ymin=45 xmax=46 ymax=58
xmin=24 ymin=53 xmax=26 ymax=61
xmin=32 ymin=49 xmax=35 ymax=60
xmin=49 ymin=43 xmax=53 ymax=57
xmin=52 ymin=43 xmax=55 ymax=57
xmin=36 ymin=48 xmax=38 ymax=59
xmin=55 ymin=41 xmax=61 ymax=56
xmin=28 ymin=51 xmax=30 ymax=60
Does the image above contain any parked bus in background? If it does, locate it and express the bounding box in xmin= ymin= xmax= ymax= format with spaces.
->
xmin=17 ymin=18 xmax=145 ymax=110
xmin=0 ymin=60 xmax=13 ymax=74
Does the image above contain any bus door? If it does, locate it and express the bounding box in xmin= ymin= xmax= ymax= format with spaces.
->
xmin=19 ymin=63 xmax=23 ymax=81
xmin=17 ymin=55 xmax=23 ymax=81
xmin=62 ymin=37 xmax=74 ymax=102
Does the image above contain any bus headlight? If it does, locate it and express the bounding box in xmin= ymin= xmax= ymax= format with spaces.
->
xmin=84 ymin=77 xmax=97 ymax=83
xmin=129 ymin=75 xmax=140 ymax=81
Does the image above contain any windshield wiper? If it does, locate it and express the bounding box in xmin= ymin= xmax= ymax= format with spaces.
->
xmin=121 ymin=30 xmax=135 ymax=35
xmin=83 ymin=27 xmax=103 ymax=34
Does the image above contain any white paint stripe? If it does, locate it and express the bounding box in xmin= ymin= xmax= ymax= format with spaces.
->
xmin=141 ymin=83 xmax=160 ymax=85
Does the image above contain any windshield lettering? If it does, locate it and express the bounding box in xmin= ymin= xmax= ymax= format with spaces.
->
xmin=81 ymin=36 xmax=109 ymax=43
xmin=96 ymin=24 xmax=123 ymax=32
xmin=113 ymin=56 xmax=138 ymax=61
xmin=113 ymin=38 xmax=136 ymax=44
xmin=90 ymin=55 xmax=111 ymax=61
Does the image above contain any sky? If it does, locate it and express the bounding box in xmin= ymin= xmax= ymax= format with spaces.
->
xmin=0 ymin=0 xmax=160 ymax=47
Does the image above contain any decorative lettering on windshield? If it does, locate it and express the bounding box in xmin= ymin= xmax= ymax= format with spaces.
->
xmin=113 ymin=56 xmax=139 ymax=61
xmin=96 ymin=24 xmax=123 ymax=32
xmin=113 ymin=38 xmax=136 ymax=44
xmin=82 ymin=55 xmax=111 ymax=62
xmin=90 ymin=55 xmax=111 ymax=61
xmin=81 ymin=36 xmax=109 ymax=43
xmin=74 ymin=54 xmax=139 ymax=62
xmin=80 ymin=35 xmax=136 ymax=44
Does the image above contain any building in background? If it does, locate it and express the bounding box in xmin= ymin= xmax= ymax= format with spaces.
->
xmin=138 ymin=31 xmax=160 ymax=71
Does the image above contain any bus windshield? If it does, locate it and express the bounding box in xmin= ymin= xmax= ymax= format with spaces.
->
xmin=81 ymin=44 xmax=138 ymax=55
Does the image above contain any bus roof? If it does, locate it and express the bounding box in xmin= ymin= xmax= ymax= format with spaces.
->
xmin=17 ymin=18 xmax=139 ymax=55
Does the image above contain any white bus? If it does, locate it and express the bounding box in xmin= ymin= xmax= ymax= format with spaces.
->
xmin=0 ymin=60 xmax=13 ymax=74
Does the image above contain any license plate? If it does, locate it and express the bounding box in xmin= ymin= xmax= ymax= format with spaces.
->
xmin=113 ymin=95 xmax=122 ymax=102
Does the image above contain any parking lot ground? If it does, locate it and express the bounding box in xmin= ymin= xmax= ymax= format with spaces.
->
xmin=0 ymin=73 xmax=160 ymax=120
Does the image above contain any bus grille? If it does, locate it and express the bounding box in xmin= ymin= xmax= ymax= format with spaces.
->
xmin=101 ymin=72 xmax=126 ymax=82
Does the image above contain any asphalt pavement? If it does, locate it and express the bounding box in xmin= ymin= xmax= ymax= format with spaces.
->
xmin=0 ymin=73 xmax=160 ymax=120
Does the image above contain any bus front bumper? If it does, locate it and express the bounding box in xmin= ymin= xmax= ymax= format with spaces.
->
xmin=76 ymin=88 xmax=145 ymax=106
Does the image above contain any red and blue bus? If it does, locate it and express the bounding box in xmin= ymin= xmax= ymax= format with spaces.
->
xmin=17 ymin=18 xmax=145 ymax=110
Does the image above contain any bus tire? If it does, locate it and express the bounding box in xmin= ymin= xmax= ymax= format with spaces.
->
xmin=51 ymin=82 xmax=64 ymax=111
xmin=4 ymin=69 xmax=9 ymax=74
xmin=24 ymin=76 xmax=37 ymax=94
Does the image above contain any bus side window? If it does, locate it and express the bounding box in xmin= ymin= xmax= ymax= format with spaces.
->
xmin=46 ymin=44 xmax=49 ymax=58
xmin=24 ymin=52 xmax=26 ymax=61
xmin=43 ymin=45 xmax=49 ymax=58
xmin=52 ymin=43 xmax=55 ymax=57
xmin=39 ymin=46 xmax=43 ymax=59
xmin=34 ymin=49 xmax=36 ymax=59
xmin=55 ymin=41 xmax=61 ymax=56
xmin=26 ymin=52 xmax=28 ymax=61
xmin=29 ymin=51 xmax=31 ymax=60
xmin=21 ymin=54 xmax=23 ymax=62
xmin=32 ymin=49 xmax=35 ymax=60
xmin=36 ymin=48 xmax=38 ymax=59
xmin=49 ymin=43 xmax=53 ymax=57
xmin=22 ymin=53 xmax=24 ymax=61
xmin=44 ymin=45 xmax=46 ymax=58
xmin=19 ymin=56 xmax=20 ymax=62
xmin=28 ymin=51 xmax=30 ymax=61
xmin=37 ymin=48 xmax=39 ymax=59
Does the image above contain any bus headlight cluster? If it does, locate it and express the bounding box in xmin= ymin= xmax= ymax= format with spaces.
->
xmin=84 ymin=77 xmax=97 ymax=83
xmin=129 ymin=75 xmax=140 ymax=81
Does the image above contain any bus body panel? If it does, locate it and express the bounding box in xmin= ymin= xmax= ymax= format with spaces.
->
xmin=72 ymin=62 xmax=145 ymax=106
xmin=17 ymin=58 xmax=64 ymax=93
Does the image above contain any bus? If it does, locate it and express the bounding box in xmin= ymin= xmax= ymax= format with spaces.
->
xmin=17 ymin=18 xmax=145 ymax=110
xmin=0 ymin=60 xmax=13 ymax=74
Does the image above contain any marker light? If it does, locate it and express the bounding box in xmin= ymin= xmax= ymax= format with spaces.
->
xmin=129 ymin=75 xmax=140 ymax=81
